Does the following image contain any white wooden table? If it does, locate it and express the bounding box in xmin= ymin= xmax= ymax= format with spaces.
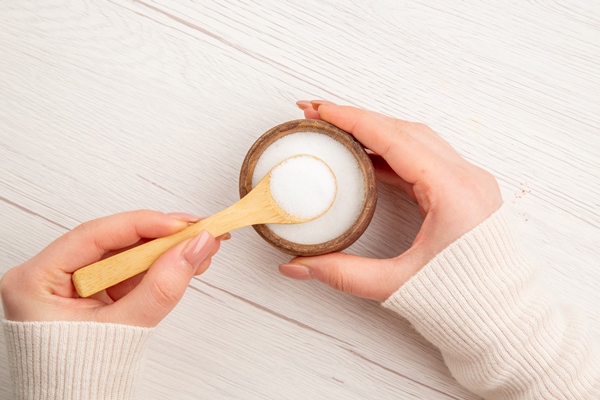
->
xmin=1 ymin=1 xmax=599 ymax=399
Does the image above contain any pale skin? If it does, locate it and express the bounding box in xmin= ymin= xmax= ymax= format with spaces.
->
xmin=0 ymin=211 xmax=225 ymax=327
xmin=279 ymin=100 xmax=503 ymax=302
xmin=0 ymin=100 xmax=502 ymax=326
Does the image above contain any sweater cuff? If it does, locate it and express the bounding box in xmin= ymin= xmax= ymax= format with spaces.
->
xmin=3 ymin=320 xmax=153 ymax=400
xmin=382 ymin=206 xmax=600 ymax=399
xmin=382 ymin=206 xmax=534 ymax=353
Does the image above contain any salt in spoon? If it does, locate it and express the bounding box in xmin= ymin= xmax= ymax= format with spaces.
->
xmin=72 ymin=155 xmax=337 ymax=297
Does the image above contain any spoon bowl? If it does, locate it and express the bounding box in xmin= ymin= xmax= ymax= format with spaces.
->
xmin=239 ymin=119 xmax=377 ymax=256
xmin=72 ymin=155 xmax=336 ymax=298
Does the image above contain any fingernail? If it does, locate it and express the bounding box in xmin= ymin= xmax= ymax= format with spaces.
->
xmin=279 ymin=264 xmax=313 ymax=280
xmin=217 ymin=232 xmax=232 ymax=241
xmin=296 ymin=100 xmax=312 ymax=110
xmin=167 ymin=212 xmax=201 ymax=223
xmin=310 ymin=100 xmax=334 ymax=110
xmin=182 ymin=231 xmax=214 ymax=270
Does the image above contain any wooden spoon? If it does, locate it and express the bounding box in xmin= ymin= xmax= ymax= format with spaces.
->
xmin=72 ymin=155 xmax=336 ymax=298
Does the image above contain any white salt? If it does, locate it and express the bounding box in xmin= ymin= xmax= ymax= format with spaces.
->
xmin=269 ymin=155 xmax=336 ymax=220
xmin=252 ymin=132 xmax=365 ymax=245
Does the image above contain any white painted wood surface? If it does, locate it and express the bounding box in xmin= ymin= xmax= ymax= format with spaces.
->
xmin=1 ymin=1 xmax=599 ymax=398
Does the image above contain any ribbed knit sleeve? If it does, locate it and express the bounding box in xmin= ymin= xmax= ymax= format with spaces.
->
xmin=2 ymin=321 xmax=153 ymax=400
xmin=383 ymin=207 xmax=600 ymax=399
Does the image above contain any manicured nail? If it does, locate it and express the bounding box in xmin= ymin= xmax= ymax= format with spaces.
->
xmin=310 ymin=100 xmax=334 ymax=110
xmin=167 ymin=212 xmax=201 ymax=223
xmin=279 ymin=264 xmax=313 ymax=280
xmin=296 ymin=100 xmax=312 ymax=110
xmin=217 ymin=232 xmax=232 ymax=241
xmin=182 ymin=231 xmax=214 ymax=270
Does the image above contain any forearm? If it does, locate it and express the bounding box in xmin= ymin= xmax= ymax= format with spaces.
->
xmin=383 ymin=207 xmax=600 ymax=399
xmin=3 ymin=320 xmax=152 ymax=400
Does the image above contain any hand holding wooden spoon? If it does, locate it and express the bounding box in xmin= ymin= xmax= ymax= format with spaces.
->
xmin=72 ymin=155 xmax=337 ymax=298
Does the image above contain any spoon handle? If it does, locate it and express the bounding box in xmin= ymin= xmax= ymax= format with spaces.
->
xmin=72 ymin=184 xmax=270 ymax=297
xmin=71 ymin=213 xmax=227 ymax=298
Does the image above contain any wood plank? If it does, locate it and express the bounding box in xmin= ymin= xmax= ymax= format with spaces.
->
xmin=1 ymin=0 xmax=598 ymax=398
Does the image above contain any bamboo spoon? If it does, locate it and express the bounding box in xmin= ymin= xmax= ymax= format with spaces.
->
xmin=72 ymin=155 xmax=337 ymax=298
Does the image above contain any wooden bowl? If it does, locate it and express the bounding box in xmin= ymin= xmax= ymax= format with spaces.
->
xmin=239 ymin=119 xmax=377 ymax=256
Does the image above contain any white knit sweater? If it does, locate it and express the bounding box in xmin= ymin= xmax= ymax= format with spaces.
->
xmin=3 ymin=207 xmax=600 ymax=399
xmin=383 ymin=207 xmax=600 ymax=399
xmin=3 ymin=322 xmax=152 ymax=400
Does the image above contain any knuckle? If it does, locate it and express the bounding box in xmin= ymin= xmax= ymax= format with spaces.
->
xmin=147 ymin=279 xmax=179 ymax=311
xmin=324 ymin=265 xmax=352 ymax=294
xmin=406 ymin=121 xmax=430 ymax=132
xmin=71 ymin=219 xmax=97 ymax=238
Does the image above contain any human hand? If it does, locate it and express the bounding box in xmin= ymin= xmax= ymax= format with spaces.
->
xmin=0 ymin=211 xmax=224 ymax=327
xmin=279 ymin=101 xmax=502 ymax=301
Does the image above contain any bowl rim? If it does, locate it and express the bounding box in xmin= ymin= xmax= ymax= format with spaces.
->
xmin=239 ymin=119 xmax=378 ymax=256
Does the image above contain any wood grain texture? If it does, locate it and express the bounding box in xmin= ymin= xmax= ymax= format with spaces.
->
xmin=0 ymin=0 xmax=598 ymax=399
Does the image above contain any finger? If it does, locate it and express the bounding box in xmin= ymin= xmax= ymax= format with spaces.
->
xmin=105 ymin=272 xmax=147 ymax=302
xmin=369 ymin=154 xmax=416 ymax=201
xmin=88 ymin=290 xmax=114 ymax=304
xmin=105 ymin=231 xmax=216 ymax=327
xmin=304 ymin=108 xmax=321 ymax=119
xmin=297 ymin=101 xmax=417 ymax=201
xmin=166 ymin=212 xmax=201 ymax=223
xmin=106 ymin=233 xmax=222 ymax=301
xmin=100 ymin=212 xmax=201 ymax=260
xmin=312 ymin=100 xmax=463 ymax=162
xmin=100 ymin=238 xmax=151 ymax=260
xmin=35 ymin=210 xmax=190 ymax=274
xmin=194 ymin=258 xmax=212 ymax=276
xmin=194 ymin=237 xmax=221 ymax=275
xmin=315 ymin=104 xmax=451 ymax=183
xmin=216 ymin=232 xmax=231 ymax=241
xmin=279 ymin=253 xmax=406 ymax=302
xmin=404 ymin=123 xmax=464 ymax=164
xmin=296 ymin=100 xmax=320 ymax=119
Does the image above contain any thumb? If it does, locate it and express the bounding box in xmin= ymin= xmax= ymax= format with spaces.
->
xmin=108 ymin=231 xmax=215 ymax=327
xmin=279 ymin=253 xmax=404 ymax=302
